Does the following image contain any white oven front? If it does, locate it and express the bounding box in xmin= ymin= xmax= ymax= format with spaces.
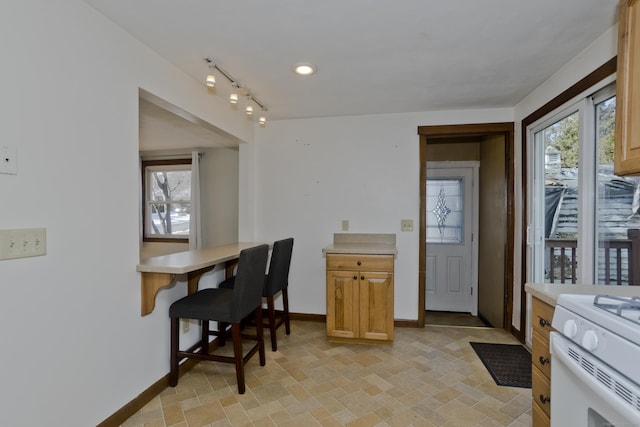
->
xmin=550 ymin=331 xmax=640 ymax=426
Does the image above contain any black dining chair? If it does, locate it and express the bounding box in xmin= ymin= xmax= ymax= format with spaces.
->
xmin=219 ymin=237 xmax=294 ymax=351
xmin=168 ymin=244 xmax=269 ymax=394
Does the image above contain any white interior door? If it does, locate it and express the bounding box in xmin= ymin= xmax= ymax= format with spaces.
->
xmin=425 ymin=163 xmax=478 ymax=314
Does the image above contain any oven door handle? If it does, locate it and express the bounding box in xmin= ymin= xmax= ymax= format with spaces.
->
xmin=550 ymin=332 xmax=640 ymax=424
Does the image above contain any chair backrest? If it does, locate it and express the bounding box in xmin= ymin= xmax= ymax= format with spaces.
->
xmin=264 ymin=238 xmax=294 ymax=297
xmin=230 ymin=244 xmax=269 ymax=322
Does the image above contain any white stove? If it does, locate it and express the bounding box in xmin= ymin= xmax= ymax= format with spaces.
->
xmin=550 ymin=293 xmax=640 ymax=426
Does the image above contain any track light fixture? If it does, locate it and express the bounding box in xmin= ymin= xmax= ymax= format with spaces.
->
xmin=245 ymin=93 xmax=254 ymax=116
xmin=205 ymin=63 xmax=216 ymax=88
xmin=204 ymin=57 xmax=267 ymax=126
xmin=229 ymin=83 xmax=239 ymax=104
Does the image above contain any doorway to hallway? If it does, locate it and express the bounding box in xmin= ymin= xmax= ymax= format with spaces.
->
xmin=418 ymin=123 xmax=515 ymax=334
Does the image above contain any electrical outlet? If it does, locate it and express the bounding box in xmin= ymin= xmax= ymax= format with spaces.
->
xmin=0 ymin=228 xmax=47 ymax=260
xmin=341 ymin=220 xmax=349 ymax=231
xmin=182 ymin=319 xmax=190 ymax=333
xmin=401 ymin=219 xmax=413 ymax=232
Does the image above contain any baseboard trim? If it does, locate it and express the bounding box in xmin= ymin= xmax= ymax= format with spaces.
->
xmin=98 ymin=314 xmax=420 ymax=425
xmin=97 ymin=338 xmax=221 ymax=427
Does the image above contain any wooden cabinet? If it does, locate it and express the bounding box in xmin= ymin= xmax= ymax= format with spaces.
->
xmin=326 ymin=254 xmax=394 ymax=344
xmin=531 ymin=297 xmax=554 ymax=427
xmin=615 ymin=0 xmax=640 ymax=175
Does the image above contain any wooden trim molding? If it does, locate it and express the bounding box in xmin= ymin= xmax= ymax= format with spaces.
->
xmin=418 ymin=123 xmax=515 ymax=334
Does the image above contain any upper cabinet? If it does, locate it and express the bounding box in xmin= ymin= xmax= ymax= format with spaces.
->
xmin=615 ymin=0 xmax=640 ymax=175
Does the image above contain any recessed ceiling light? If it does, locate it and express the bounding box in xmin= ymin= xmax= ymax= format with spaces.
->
xmin=293 ymin=63 xmax=317 ymax=76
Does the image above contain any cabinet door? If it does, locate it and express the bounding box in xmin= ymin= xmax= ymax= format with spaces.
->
xmin=359 ymin=272 xmax=394 ymax=341
xmin=615 ymin=0 xmax=640 ymax=175
xmin=326 ymin=271 xmax=359 ymax=338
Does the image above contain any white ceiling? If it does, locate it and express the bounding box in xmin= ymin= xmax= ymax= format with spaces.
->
xmin=84 ymin=0 xmax=619 ymax=124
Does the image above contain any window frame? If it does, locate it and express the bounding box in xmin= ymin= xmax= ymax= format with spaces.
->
xmin=141 ymin=158 xmax=192 ymax=243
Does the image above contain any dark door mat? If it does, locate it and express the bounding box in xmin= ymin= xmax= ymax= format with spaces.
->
xmin=470 ymin=342 xmax=531 ymax=388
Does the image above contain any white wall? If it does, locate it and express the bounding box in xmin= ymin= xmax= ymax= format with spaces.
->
xmin=0 ymin=0 xmax=252 ymax=425
xmin=251 ymin=109 xmax=513 ymax=319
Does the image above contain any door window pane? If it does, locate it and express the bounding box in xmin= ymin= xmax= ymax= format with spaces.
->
xmin=426 ymin=179 xmax=463 ymax=244
xmin=536 ymin=111 xmax=579 ymax=283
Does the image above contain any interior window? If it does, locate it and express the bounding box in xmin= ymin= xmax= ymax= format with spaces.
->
xmin=142 ymin=159 xmax=192 ymax=242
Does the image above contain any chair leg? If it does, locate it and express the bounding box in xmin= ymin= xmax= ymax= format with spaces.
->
xmin=266 ymin=296 xmax=278 ymax=351
xmin=169 ymin=317 xmax=179 ymax=387
xmin=218 ymin=321 xmax=227 ymax=346
xmin=201 ymin=320 xmax=209 ymax=355
xmin=231 ymin=323 xmax=245 ymax=394
xmin=282 ymin=287 xmax=291 ymax=335
xmin=255 ymin=306 xmax=266 ymax=366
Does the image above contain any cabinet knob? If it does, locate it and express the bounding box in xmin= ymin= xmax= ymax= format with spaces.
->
xmin=353 ymin=275 xmax=358 ymax=280
xmin=357 ymin=261 xmax=362 ymax=266
xmin=539 ymin=318 xmax=551 ymax=327
xmin=539 ymin=356 xmax=549 ymax=365
xmin=539 ymin=394 xmax=550 ymax=404
xmin=361 ymin=276 xmax=365 ymax=280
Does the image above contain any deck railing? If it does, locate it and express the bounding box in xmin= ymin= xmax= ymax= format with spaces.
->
xmin=545 ymin=229 xmax=640 ymax=285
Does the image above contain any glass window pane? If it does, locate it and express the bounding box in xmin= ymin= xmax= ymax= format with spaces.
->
xmin=426 ymin=179 xmax=463 ymax=244
xmin=595 ymin=96 xmax=640 ymax=285
xmin=147 ymin=202 xmax=191 ymax=236
xmin=144 ymin=166 xmax=191 ymax=239
xmin=149 ymin=171 xmax=191 ymax=202
xmin=536 ymin=111 xmax=579 ymax=283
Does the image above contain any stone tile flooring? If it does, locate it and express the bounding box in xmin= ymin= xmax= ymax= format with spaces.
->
xmin=121 ymin=321 xmax=531 ymax=427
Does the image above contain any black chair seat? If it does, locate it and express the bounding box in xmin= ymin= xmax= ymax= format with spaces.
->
xmin=169 ymin=288 xmax=234 ymax=322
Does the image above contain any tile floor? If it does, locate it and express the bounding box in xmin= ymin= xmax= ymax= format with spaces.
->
xmin=121 ymin=321 xmax=531 ymax=427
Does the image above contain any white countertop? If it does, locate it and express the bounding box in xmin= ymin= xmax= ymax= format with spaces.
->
xmin=137 ymin=242 xmax=267 ymax=274
xmin=525 ymin=282 xmax=640 ymax=307
xmin=322 ymin=233 xmax=397 ymax=256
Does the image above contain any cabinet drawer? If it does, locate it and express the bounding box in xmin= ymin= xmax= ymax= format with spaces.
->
xmin=532 ymin=399 xmax=550 ymax=427
xmin=532 ymin=330 xmax=551 ymax=378
xmin=326 ymin=254 xmax=394 ymax=272
xmin=532 ymin=365 xmax=551 ymax=417
xmin=532 ymin=298 xmax=554 ymax=339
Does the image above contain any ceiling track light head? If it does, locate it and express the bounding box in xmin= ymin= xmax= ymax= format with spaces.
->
xmin=202 ymin=56 xmax=268 ymax=126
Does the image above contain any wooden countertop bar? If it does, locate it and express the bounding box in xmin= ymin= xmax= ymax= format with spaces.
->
xmin=136 ymin=242 xmax=267 ymax=316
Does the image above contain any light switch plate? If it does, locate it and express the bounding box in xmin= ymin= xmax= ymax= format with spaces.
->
xmin=0 ymin=228 xmax=47 ymax=260
xmin=401 ymin=219 xmax=413 ymax=231
xmin=0 ymin=146 xmax=17 ymax=175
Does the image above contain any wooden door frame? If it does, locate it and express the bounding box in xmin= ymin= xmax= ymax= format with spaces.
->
xmin=418 ymin=123 xmax=515 ymax=335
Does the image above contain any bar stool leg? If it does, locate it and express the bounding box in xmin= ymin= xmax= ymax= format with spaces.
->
xmin=255 ymin=306 xmax=266 ymax=365
xmin=169 ymin=317 xmax=179 ymax=387
xmin=266 ymin=296 xmax=277 ymax=351
xmin=282 ymin=288 xmax=291 ymax=335
xmin=231 ymin=323 xmax=245 ymax=394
